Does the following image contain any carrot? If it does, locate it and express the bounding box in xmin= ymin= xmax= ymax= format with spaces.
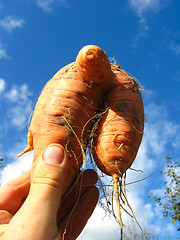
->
xmin=17 ymin=45 xmax=111 ymax=194
xmin=93 ymin=67 xmax=144 ymax=176
xmin=92 ymin=65 xmax=145 ymax=239
xmin=17 ymin=45 xmax=146 ymax=239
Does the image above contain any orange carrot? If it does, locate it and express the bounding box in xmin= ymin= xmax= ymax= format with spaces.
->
xmin=93 ymin=67 xmax=144 ymax=177
xmin=17 ymin=45 xmax=111 ymax=193
xmin=92 ymin=65 xmax=144 ymax=239
xmin=17 ymin=45 xmax=145 ymax=239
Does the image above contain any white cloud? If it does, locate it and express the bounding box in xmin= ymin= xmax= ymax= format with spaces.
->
xmin=0 ymin=43 xmax=8 ymax=60
xmin=0 ymin=83 xmax=33 ymax=131
xmin=0 ymin=16 xmax=24 ymax=60
xmin=0 ymin=82 xmax=33 ymax=185
xmin=4 ymin=84 xmax=33 ymax=129
xmin=4 ymin=85 xmax=19 ymax=102
xmin=0 ymin=16 xmax=25 ymax=32
xmin=0 ymin=82 xmax=33 ymax=184
xmin=144 ymin=103 xmax=180 ymax=153
xmin=36 ymin=0 xmax=69 ymax=12
xmin=78 ymin=205 xmax=119 ymax=240
xmin=128 ymin=0 xmax=171 ymax=32
xmin=78 ymin=184 xmax=177 ymax=239
xmin=37 ymin=0 xmax=54 ymax=12
xmin=0 ymin=78 xmax=6 ymax=94
xmin=0 ymin=149 xmax=32 ymax=186
xmin=129 ymin=0 xmax=162 ymax=17
xmin=4 ymin=84 xmax=32 ymax=102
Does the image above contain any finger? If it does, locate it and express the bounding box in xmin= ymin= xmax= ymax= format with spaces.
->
xmin=0 ymin=210 xmax=13 ymax=224
xmin=0 ymin=170 xmax=31 ymax=214
xmin=59 ymin=186 xmax=99 ymax=240
xmin=57 ymin=169 xmax=98 ymax=223
xmin=0 ymin=145 xmax=68 ymax=240
xmin=26 ymin=144 xmax=68 ymax=220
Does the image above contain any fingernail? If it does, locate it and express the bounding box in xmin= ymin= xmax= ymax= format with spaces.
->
xmin=43 ymin=145 xmax=65 ymax=165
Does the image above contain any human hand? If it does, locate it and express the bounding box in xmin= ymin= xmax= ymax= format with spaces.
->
xmin=0 ymin=144 xmax=99 ymax=240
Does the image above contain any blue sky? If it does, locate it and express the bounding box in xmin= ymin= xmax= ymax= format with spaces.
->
xmin=0 ymin=0 xmax=180 ymax=239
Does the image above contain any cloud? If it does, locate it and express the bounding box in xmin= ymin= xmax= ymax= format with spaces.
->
xmin=4 ymin=84 xmax=33 ymax=129
xmin=77 ymin=186 xmax=177 ymax=239
xmin=36 ymin=0 xmax=54 ymax=11
xmin=36 ymin=0 xmax=70 ymax=12
xmin=0 ymin=43 xmax=8 ymax=60
xmin=0 ymin=78 xmax=6 ymax=94
xmin=0 ymin=150 xmax=32 ymax=186
xmin=0 ymin=81 xmax=33 ymax=130
xmin=4 ymin=84 xmax=32 ymax=102
xmin=128 ymin=0 xmax=171 ymax=32
xmin=0 ymin=16 xmax=25 ymax=32
xmin=129 ymin=0 xmax=162 ymax=17
xmin=78 ymin=205 xmax=119 ymax=240
xmin=0 ymin=81 xmax=33 ymax=185
xmin=0 ymin=16 xmax=24 ymax=60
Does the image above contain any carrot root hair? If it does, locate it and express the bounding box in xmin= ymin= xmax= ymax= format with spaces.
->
xmin=111 ymin=173 xmax=149 ymax=240
xmin=113 ymin=174 xmax=124 ymax=240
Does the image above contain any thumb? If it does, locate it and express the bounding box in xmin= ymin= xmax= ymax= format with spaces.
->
xmin=1 ymin=145 xmax=68 ymax=240
xmin=29 ymin=144 xmax=68 ymax=214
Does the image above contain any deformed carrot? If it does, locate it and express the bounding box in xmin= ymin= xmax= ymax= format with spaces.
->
xmin=92 ymin=66 xmax=144 ymax=239
xmin=93 ymin=68 xmax=144 ymax=177
xmin=18 ymin=45 xmax=111 ymax=193
xmin=17 ymin=45 xmax=146 ymax=239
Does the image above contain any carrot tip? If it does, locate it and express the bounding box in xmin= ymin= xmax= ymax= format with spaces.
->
xmin=76 ymin=45 xmax=111 ymax=83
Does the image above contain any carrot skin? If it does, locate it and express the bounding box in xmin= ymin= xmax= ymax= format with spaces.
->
xmin=76 ymin=45 xmax=111 ymax=83
xmin=93 ymin=69 xmax=144 ymax=177
xmin=18 ymin=46 xmax=112 ymax=194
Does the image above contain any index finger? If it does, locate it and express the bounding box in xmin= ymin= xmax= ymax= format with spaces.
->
xmin=0 ymin=170 xmax=31 ymax=214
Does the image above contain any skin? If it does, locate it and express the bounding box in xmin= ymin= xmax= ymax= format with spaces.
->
xmin=0 ymin=144 xmax=99 ymax=240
